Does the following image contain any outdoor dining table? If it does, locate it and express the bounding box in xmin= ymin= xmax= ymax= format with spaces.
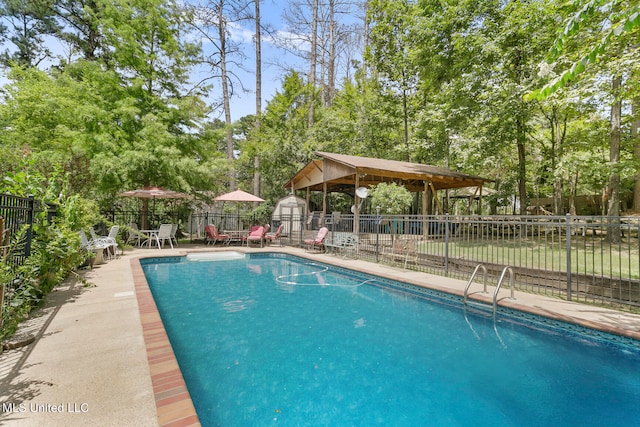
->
xmin=140 ymin=229 xmax=159 ymax=248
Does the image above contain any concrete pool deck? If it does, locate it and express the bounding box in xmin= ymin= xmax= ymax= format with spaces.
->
xmin=1 ymin=244 xmax=640 ymax=426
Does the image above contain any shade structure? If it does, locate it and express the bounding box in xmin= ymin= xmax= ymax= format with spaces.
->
xmin=119 ymin=186 xmax=190 ymax=199
xmin=118 ymin=186 xmax=190 ymax=229
xmin=214 ymin=190 xmax=264 ymax=231
xmin=214 ymin=189 xmax=264 ymax=203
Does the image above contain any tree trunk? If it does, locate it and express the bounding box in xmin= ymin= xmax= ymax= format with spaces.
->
xmin=569 ymin=172 xmax=578 ymax=215
xmin=218 ymin=0 xmax=235 ymax=188
xmin=326 ymin=0 xmax=336 ymax=106
xmin=607 ymin=75 xmax=622 ymax=243
xmin=550 ymin=105 xmax=566 ymax=215
xmin=253 ymin=0 xmax=262 ymax=199
xmin=308 ymin=0 xmax=319 ymax=127
xmin=632 ymin=100 xmax=640 ymax=212
xmin=363 ymin=1 xmax=369 ymax=77
xmin=517 ymin=116 xmax=528 ymax=215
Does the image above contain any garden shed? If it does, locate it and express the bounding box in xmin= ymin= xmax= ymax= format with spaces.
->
xmin=272 ymin=194 xmax=308 ymax=235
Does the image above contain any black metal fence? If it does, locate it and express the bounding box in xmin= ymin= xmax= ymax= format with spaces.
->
xmin=0 ymin=194 xmax=56 ymax=269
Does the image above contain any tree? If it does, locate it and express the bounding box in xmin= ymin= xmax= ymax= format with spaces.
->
xmin=370 ymin=182 xmax=412 ymax=215
xmin=253 ymin=0 xmax=262 ymax=198
xmin=530 ymin=0 xmax=640 ymax=220
xmin=241 ymin=71 xmax=311 ymax=201
xmin=49 ymin=0 xmax=106 ymax=61
xmin=366 ymin=0 xmax=418 ymax=158
xmin=0 ymin=0 xmax=59 ymax=67
xmin=531 ymin=0 xmax=640 ymax=99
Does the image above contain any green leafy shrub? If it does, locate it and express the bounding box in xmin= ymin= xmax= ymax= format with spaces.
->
xmin=1 ymin=195 xmax=97 ymax=341
xmin=369 ymin=182 xmax=412 ymax=214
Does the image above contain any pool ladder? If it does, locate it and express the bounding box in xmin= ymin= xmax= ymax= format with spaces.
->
xmin=464 ymin=264 xmax=516 ymax=318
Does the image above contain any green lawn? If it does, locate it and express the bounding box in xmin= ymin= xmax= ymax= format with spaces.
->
xmin=416 ymin=237 xmax=640 ymax=280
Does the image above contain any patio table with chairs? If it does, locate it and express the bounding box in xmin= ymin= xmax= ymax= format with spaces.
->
xmin=138 ymin=223 xmax=178 ymax=249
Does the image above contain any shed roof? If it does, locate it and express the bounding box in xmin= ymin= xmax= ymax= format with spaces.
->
xmin=285 ymin=152 xmax=491 ymax=193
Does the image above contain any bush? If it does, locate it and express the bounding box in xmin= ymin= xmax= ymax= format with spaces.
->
xmin=369 ymin=182 xmax=413 ymax=215
xmin=1 ymin=196 xmax=95 ymax=341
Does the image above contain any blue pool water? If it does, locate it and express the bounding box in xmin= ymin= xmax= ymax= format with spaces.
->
xmin=141 ymin=253 xmax=640 ymax=427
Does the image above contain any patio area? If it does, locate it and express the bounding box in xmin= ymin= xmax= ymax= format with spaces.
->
xmin=1 ymin=244 xmax=640 ymax=426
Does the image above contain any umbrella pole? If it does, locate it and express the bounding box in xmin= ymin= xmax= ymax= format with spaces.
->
xmin=142 ymin=199 xmax=149 ymax=230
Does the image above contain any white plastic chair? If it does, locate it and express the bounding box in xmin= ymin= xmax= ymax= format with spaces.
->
xmin=126 ymin=223 xmax=145 ymax=247
xmin=152 ymin=224 xmax=174 ymax=249
xmin=88 ymin=226 xmax=119 ymax=259
xmin=103 ymin=225 xmax=119 ymax=259
xmin=170 ymin=223 xmax=178 ymax=247
xmin=79 ymin=230 xmax=108 ymax=264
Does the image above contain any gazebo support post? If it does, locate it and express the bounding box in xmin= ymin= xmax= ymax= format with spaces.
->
xmin=306 ymin=187 xmax=311 ymax=230
xmin=322 ymin=182 xmax=327 ymax=226
xmin=353 ymin=173 xmax=360 ymax=235
xmin=423 ymin=181 xmax=428 ymax=239
xmin=429 ymin=182 xmax=443 ymax=214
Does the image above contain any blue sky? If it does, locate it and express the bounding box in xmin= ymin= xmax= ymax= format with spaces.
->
xmin=196 ymin=1 xmax=307 ymax=122
xmin=0 ymin=1 xmax=362 ymax=123
xmin=196 ymin=0 xmax=364 ymax=122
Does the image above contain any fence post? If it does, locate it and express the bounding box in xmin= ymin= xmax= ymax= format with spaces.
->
xmin=25 ymin=195 xmax=35 ymax=257
xmin=375 ymin=206 xmax=381 ymax=262
xmin=444 ymin=214 xmax=450 ymax=275
xmin=0 ymin=215 xmax=4 ymax=328
xmin=565 ymin=213 xmax=572 ymax=301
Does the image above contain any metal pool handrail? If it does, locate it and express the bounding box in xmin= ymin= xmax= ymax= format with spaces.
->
xmin=463 ymin=264 xmax=488 ymax=306
xmin=493 ymin=266 xmax=516 ymax=317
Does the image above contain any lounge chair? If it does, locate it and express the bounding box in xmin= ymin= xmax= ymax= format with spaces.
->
xmin=304 ymin=227 xmax=328 ymax=252
xmin=205 ymin=224 xmax=230 ymax=245
xmin=266 ymin=224 xmax=284 ymax=246
xmin=245 ymin=224 xmax=269 ymax=247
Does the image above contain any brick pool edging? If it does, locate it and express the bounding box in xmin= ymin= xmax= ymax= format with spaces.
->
xmin=131 ymin=257 xmax=201 ymax=427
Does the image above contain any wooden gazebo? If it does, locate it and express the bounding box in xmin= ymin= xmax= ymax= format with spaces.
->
xmin=284 ymin=152 xmax=491 ymax=233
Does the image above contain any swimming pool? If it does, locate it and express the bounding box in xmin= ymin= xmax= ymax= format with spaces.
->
xmin=141 ymin=252 xmax=640 ymax=427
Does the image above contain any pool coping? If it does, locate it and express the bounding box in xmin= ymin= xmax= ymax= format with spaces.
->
xmin=132 ymin=257 xmax=201 ymax=427
xmin=132 ymin=248 xmax=640 ymax=426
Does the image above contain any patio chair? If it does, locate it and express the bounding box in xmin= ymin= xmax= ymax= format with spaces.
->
xmin=304 ymin=227 xmax=328 ymax=252
xmin=103 ymin=225 xmax=119 ymax=259
xmin=88 ymin=226 xmax=119 ymax=259
xmin=89 ymin=226 xmax=101 ymax=242
xmin=170 ymin=223 xmax=179 ymax=247
xmin=152 ymin=223 xmax=174 ymax=249
xmin=79 ymin=230 xmax=108 ymax=265
xmin=245 ymin=225 xmax=269 ymax=247
xmin=125 ymin=223 xmax=146 ymax=247
xmin=205 ymin=224 xmax=230 ymax=245
xmin=266 ymin=224 xmax=284 ymax=246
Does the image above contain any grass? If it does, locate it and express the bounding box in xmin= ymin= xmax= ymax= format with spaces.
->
xmin=415 ymin=235 xmax=640 ymax=280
